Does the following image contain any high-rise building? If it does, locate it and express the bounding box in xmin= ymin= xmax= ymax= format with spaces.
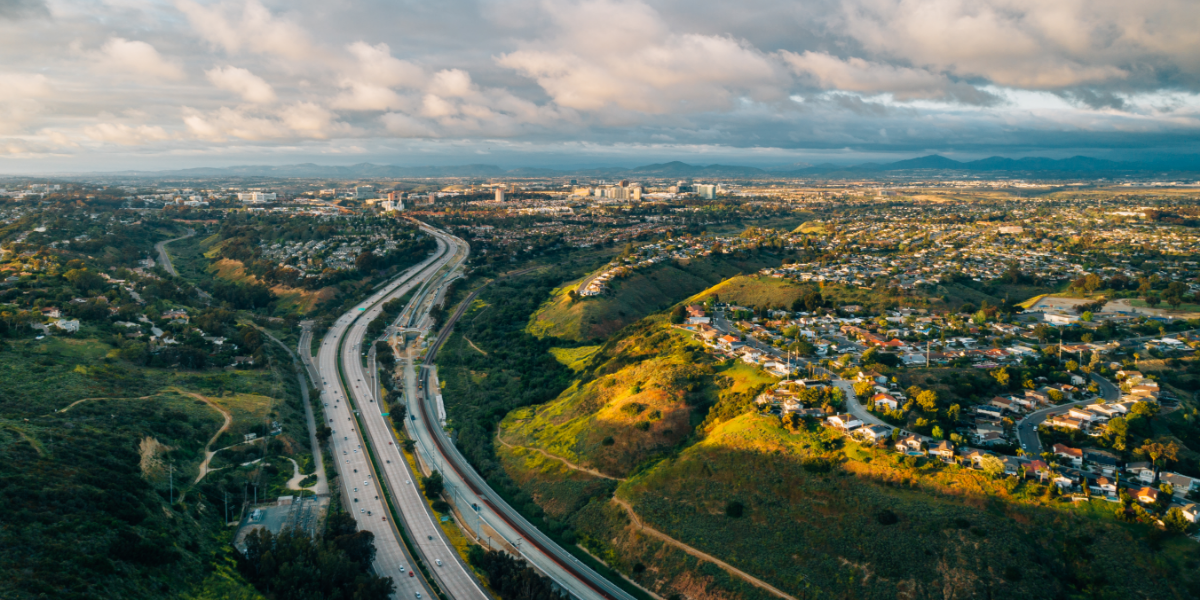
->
xmin=695 ymin=184 xmax=717 ymax=200
xmin=495 ymin=187 xmax=505 ymax=202
xmin=355 ymin=185 xmax=376 ymax=200
xmin=386 ymin=191 xmax=405 ymax=211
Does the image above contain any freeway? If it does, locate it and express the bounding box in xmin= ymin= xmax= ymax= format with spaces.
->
xmin=403 ymin=268 xmax=637 ymax=600
xmin=312 ymin=233 xmax=454 ymax=599
xmin=334 ymin=227 xmax=489 ymax=600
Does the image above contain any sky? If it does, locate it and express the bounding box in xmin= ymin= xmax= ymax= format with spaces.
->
xmin=2 ymin=0 xmax=1200 ymax=172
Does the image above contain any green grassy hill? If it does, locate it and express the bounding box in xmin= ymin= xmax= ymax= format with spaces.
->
xmin=497 ymin=313 xmax=1200 ymax=600
xmin=527 ymin=254 xmax=783 ymax=342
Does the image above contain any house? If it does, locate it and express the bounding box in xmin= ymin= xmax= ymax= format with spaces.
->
xmin=1067 ymin=407 xmax=1096 ymax=422
xmin=1044 ymin=415 xmax=1084 ymax=430
xmin=989 ymin=396 xmax=1017 ymax=412
xmin=1084 ymin=449 xmax=1120 ymax=475
xmin=1182 ymin=504 xmax=1200 ymax=524
xmin=162 ymin=309 xmax=188 ymax=322
xmin=895 ymin=434 xmax=924 ymax=453
xmin=1052 ymin=474 xmax=1076 ymax=490
xmin=231 ymin=356 xmax=255 ymax=367
xmin=52 ymin=319 xmax=80 ymax=333
xmin=974 ymin=431 xmax=1005 ymax=446
xmin=1160 ymin=472 xmax=1198 ymax=497
xmin=1096 ymin=477 xmax=1118 ymax=495
xmin=718 ymin=335 xmax=744 ymax=350
xmin=1026 ymin=460 xmax=1051 ymax=479
xmin=1001 ymin=456 xmax=1022 ymax=476
xmin=1052 ymin=443 xmax=1084 ymax=467
xmin=858 ymin=424 xmax=891 ymax=443
xmin=1025 ymin=390 xmax=1051 ymax=405
xmin=40 ymin=307 xmax=61 ymax=318
xmin=827 ymin=413 xmax=862 ymax=431
xmin=856 ymin=370 xmax=888 ymax=385
xmin=930 ymin=440 xmax=955 ymax=461
xmin=871 ymin=393 xmax=899 ymax=411
xmin=1126 ymin=461 xmax=1156 ymax=483
xmin=1135 ymin=486 xmax=1160 ymax=504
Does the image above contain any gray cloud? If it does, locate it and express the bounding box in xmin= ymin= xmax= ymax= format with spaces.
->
xmin=0 ymin=0 xmax=1197 ymax=170
xmin=0 ymin=0 xmax=48 ymax=20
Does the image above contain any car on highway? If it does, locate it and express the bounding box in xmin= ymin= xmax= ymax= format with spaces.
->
xmin=435 ymin=559 xmax=442 ymax=566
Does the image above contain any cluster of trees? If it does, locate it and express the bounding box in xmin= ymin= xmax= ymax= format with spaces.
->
xmin=467 ymin=548 xmax=565 ymax=600
xmin=239 ymin=512 xmax=394 ymax=599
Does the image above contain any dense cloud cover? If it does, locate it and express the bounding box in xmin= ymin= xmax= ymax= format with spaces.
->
xmin=1 ymin=0 xmax=1198 ymax=170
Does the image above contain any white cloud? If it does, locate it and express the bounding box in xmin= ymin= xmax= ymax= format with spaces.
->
xmin=782 ymin=51 xmax=997 ymax=105
xmin=206 ymin=65 xmax=276 ymax=103
xmin=0 ymin=73 xmax=51 ymax=101
xmin=346 ymin=42 xmax=425 ymax=88
xmin=330 ymin=82 xmax=409 ymax=111
xmin=83 ymin=123 xmax=172 ymax=145
xmin=498 ymin=0 xmax=786 ymax=114
xmin=182 ymin=102 xmax=349 ymax=141
xmin=176 ymin=0 xmax=316 ymax=61
xmin=380 ymin=112 xmax=435 ymax=138
xmin=93 ymin=38 xmax=185 ymax=81
xmin=834 ymin=0 xmax=1198 ymax=89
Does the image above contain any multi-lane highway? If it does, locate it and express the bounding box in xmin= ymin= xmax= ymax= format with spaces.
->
xmin=402 ymin=275 xmax=637 ymax=600
xmin=310 ymin=231 xmax=454 ymax=599
xmin=333 ymin=228 xmax=489 ymax=600
xmin=311 ymin=219 xmax=638 ymax=600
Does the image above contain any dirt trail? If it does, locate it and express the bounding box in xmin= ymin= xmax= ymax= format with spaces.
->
xmin=496 ymin=432 xmax=626 ymax=481
xmin=611 ymin=497 xmax=801 ymax=600
xmin=183 ymin=390 xmax=233 ymax=484
xmin=464 ymin=337 xmax=488 ymax=356
xmin=55 ymin=394 xmax=156 ymax=414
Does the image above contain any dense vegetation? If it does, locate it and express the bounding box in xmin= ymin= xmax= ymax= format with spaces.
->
xmin=467 ymin=548 xmax=564 ymax=600
xmin=239 ymin=513 xmax=393 ymax=599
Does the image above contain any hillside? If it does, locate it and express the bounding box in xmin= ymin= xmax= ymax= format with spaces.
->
xmin=496 ymin=314 xmax=1200 ymax=600
xmin=528 ymin=254 xmax=782 ymax=342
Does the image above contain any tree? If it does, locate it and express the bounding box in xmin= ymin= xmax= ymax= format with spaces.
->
xmin=1080 ymin=311 xmax=1093 ymax=322
xmin=853 ymin=380 xmax=875 ymax=399
xmin=1065 ymin=360 xmax=1078 ymax=372
xmin=1164 ymin=507 xmax=1192 ymax=534
xmin=1047 ymin=389 xmax=1064 ymax=403
xmin=947 ymin=403 xmax=961 ymax=422
xmin=916 ymin=390 xmax=938 ymax=413
xmin=980 ymin=454 xmax=1005 ymax=478
xmin=990 ymin=367 xmax=1010 ymax=387
xmin=1136 ymin=439 xmax=1181 ymax=472
xmin=670 ymin=305 xmax=685 ymax=324
xmin=421 ymin=470 xmax=444 ymax=499
xmin=931 ymin=425 xmax=944 ymax=439
xmin=1145 ymin=294 xmax=1162 ymax=308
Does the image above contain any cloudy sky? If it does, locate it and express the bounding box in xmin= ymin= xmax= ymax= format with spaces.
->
xmin=2 ymin=0 xmax=1200 ymax=171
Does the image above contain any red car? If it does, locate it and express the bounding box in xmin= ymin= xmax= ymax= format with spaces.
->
xmin=408 ymin=571 xmax=415 ymax=578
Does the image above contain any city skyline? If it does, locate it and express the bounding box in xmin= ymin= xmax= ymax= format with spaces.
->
xmin=1 ymin=0 xmax=1199 ymax=172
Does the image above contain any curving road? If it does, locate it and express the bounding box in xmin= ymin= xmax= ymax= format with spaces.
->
xmin=333 ymin=228 xmax=489 ymax=600
xmin=312 ymin=234 xmax=454 ymax=599
xmin=155 ymin=228 xmax=193 ymax=276
xmin=1015 ymin=373 xmax=1119 ymax=456
xmin=406 ymin=263 xmax=637 ymax=600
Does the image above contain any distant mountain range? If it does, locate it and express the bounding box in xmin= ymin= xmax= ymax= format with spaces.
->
xmin=93 ymin=154 xmax=1200 ymax=180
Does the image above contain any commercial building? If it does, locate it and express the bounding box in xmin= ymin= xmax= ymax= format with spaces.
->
xmin=237 ymin=192 xmax=276 ymax=203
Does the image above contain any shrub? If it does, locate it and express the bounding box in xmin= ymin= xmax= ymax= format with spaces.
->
xmin=601 ymin=436 xmax=615 ymax=446
xmin=876 ymin=509 xmax=899 ymax=525
xmin=725 ymin=500 xmax=745 ymax=518
xmin=635 ymin=421 xmax=651 ymax=432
